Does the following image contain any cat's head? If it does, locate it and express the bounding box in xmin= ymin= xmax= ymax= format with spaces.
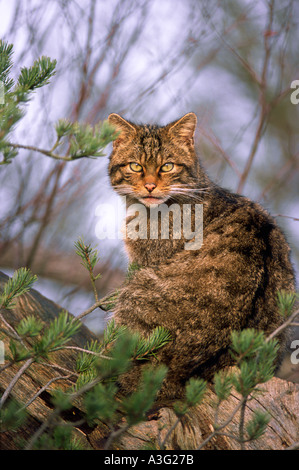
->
xmin=108 ymin=112 xmax=204 ymax=206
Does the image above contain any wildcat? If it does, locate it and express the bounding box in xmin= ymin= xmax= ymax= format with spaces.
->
xmin=107 ymin=112 xmax=296 ymax=399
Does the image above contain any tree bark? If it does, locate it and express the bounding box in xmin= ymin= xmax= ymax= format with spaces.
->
xmin=0 ymin=271 xmax=298 ymax=450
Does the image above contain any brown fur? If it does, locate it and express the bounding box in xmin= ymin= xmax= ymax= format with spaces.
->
xmin=108 ymin=112 xmax=295 ymax=399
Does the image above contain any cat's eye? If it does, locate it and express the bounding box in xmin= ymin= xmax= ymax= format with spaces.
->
xmin=129 ymin=162 xmax=143 ymax=172
xmin=160 ymin=163 xmax=174 ymax=173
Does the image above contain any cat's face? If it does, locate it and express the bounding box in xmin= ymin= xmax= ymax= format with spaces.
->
xmin=108 ymin=113 xmax=200 ymax=206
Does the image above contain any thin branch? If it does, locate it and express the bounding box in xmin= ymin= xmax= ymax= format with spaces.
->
xmin=39 ymin=361 xmax=78 ymax=377
xmin=238 ymin=395 xmax=249 ymax=450
xmin=285 ymin=441 xmax=299 ymax=451
xmin=55 ymin=345 xmax=112 ymax=360
xmin=273 ymin=214 xmax=299 ymax=222
xmin=25 ymin=406 xmax=61 ymax=450
xmin=236 ymin=0 xmax=275 ymax=194
xmin=8 ymin=143 xmax=73 ymax=161
xmin=197 ymin=397 xmax=246 ymax=450
xmin=236 ymin=107 xmax=269 ymax=194
xmin=21 ymin=374 xmax=74 ymax=410
xmin=104 ymin=423 xmax=130 ymax=451
xmin=198 ymin=126 xmax=241 ymax=178
xmin=25 ymin=163 xmax=65 ymax=268
xmin=0 ymin=357 xmax=34 ymax=409
xmin=266 ymin=308 xmax=299 ymax=343
xmin=0 ymin=312 xmax=27 ymax=348
xmin=75 ymin=299 xmax=103 ymax=321
xmin=159 ymin=416 xmax=181 ymax=450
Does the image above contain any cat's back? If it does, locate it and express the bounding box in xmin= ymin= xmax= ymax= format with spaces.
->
xmin=202 ymin=186 xmax=295 ymax=295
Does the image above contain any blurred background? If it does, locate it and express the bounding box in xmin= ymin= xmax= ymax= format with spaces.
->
xmin=0 ymin=0 xmax=298 ymax=332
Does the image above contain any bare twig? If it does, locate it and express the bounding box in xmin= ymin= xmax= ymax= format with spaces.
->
xmin=273 ymin=214 xmax=299 ymax=222
xmin=0 ymin=357 xmax=34 ymax=409
xmin=103 ymin=423 xmax=130 ymax=450
xmin=21 ymin=374 xmax=74 ymax=410
xmin=75 ymin=299 xmax=103 ymax=321
xmin=238 ymin=395 xmax=249 ymax=450
xmin=197 ymin=397 xmax=247 ymax=450
xmin=8 ymin=143 xmax=73 ymax=161
xmin=266 ymin=308 xmax=299 ymax=343
xmin=55 ymin=345 xmax=111 ymax=360
xmin=236 ymin=0 xmax=275 ymax=193
xmin=25 ymin=163 xmax=65 ymax=268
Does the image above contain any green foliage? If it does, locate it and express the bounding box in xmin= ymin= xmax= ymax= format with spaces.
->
xmin=33 ymin=311 xmax=81 ymax=359
xmin=121 ymin=365 xmax=167 ymax=426
xmin=75 ymin=237 xmax=102 ymax=303
xmin=75 ymin=321 xmax=129 ymax=389
xmin=0 ymin=41 xmax=115 ymax=165
xmin=84 ymin=382 xmax=118 ymax=424
xmin=0 ymin=42 xmax=57 ymax=164
xmin=126 ymin=262 xmax=141 ymax=280
xmin=0 ymin=267 xmax=37 ymax=309
xmin=51 ymin=390 xmax=72 ymax=412
xmin=17 ymin=56 xmax=57 ymax=93
xmin=16 ymin=315 xmax=43 ymax=338
xmin=230 ymin=329 xmax=278 ymax=395
xmin=76 ymin=340 xmax=102 ymax=374
xmin=99 ymin=290 xmax=119 ymax=312
xmin=34 ymin=425 xmax=84 ymax=450
xmin=214 ymin=370 xmax=233 ymax=401
xmin=174 ymin=378 xmax=207 ymax=417
xmin=0 ymin=41 xmax=14 ymax=92
xmin=185 ymin=377 xmax=207 ymax=407
xmin=277 ymin=290 xmax=298 ymax=319
xmin=69 ymin=121 xmax=115 ymax=159
xmin=55 ymin=119 xmax=74 ymax=139
xmin=97 ymin=331 xmax=139 ymax=380
xmin=8 ymin=339 xmax=30 ymax=362
xmin=0 ymin=399 xmax=27 ymax=431
xmin=245 ymin=409 xmax=272 ymax=441
xmin=134 ymin=326 xmax=172 ymax=360
xmin=101 ymin=318 xmax=127 ymax=350
xmin=6 ymin=310 xmax=81 ymax=364
xmin=74 ymin=237 xmax=100 ymax=277
xmin=55 ymin=119 xmax=116 ymax=159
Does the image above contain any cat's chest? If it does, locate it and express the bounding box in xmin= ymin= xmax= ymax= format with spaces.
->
xmin=124 ymin=237 xmax=185 ymax=266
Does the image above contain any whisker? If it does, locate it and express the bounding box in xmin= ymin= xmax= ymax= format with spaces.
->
xmin=170 ymin=188 xmax=209 ymax=196
xmin=114 ymin=185 xmax=135 ymax=195
xmin=170 ymin=185 xmax=210 ymax=192
xmin=168 ymin=190 xmax=206 ymax=202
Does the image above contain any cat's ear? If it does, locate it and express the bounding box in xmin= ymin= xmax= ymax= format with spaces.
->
xmin=108 ymin=113 xmax=136 ymax=148
xmin=168 ymin=112 xmax=197 ymax=144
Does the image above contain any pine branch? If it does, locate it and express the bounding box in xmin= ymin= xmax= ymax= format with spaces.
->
xmin=0 ymin=41 xmax=116 ymax=165
xmin=74 ymin=237 xmax=100 ymax=302
xmin=17 ymin=56 xmax=56 ymax=92
xmin=134 ymin=326 xmax=172 ymax=360
xmin=0 ymin=267 xmax=37 ymax=309
xmin=33 ymin=311 xmax=81 ymax=358
xmin=0 ymin=40 xmax=14 ymax=92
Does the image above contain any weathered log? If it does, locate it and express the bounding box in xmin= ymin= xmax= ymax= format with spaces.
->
xmin=0 ymin=271 xmax=298 ymax=450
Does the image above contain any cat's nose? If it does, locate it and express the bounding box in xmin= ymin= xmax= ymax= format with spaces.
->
xmin=144 ymin=183 xmax=156 ymax=193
